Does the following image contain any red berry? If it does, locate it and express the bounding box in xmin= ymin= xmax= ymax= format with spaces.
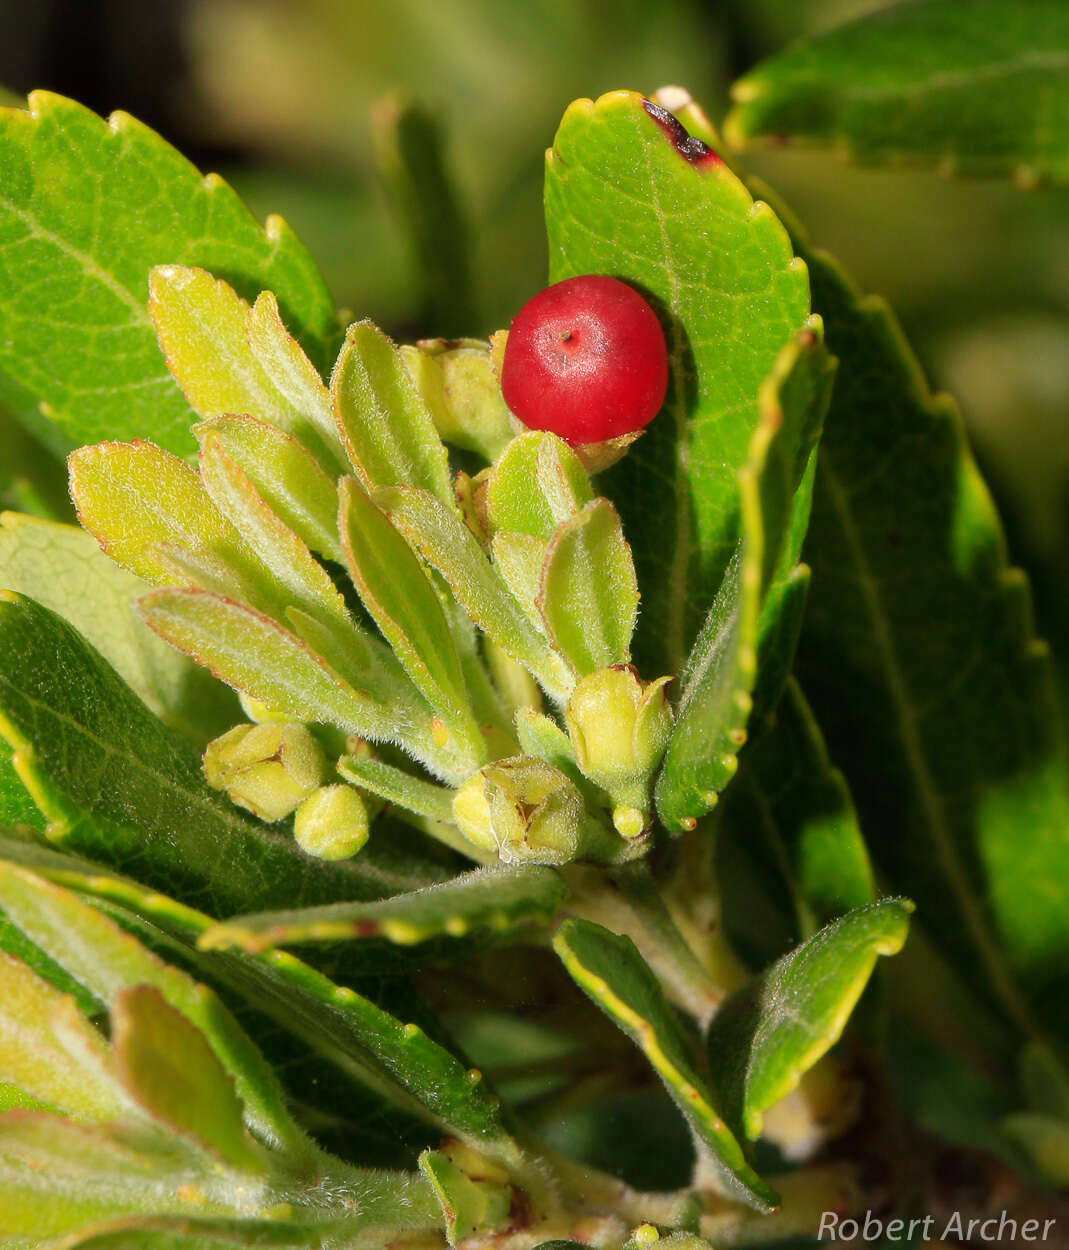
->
xmin=500 ymin=275 xmax=669 ymax=445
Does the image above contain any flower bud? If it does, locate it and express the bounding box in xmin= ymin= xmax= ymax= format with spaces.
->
xmin=453 ymin=756 xmax=609 ymax=865
xmin=565 ymin=666 xmax=673 ymax=834
xmin=203 ymin=722 xmax=327 ymax=822
xmin=294 ymin=784 xmax=370 ymax=860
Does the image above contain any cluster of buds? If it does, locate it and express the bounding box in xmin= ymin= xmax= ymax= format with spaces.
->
xmin=70 ymin=264 xmax=679 ymax=872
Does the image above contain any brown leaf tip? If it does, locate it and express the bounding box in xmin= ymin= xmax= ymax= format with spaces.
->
xmin=642 ymin=98 xmax=722 ymax=168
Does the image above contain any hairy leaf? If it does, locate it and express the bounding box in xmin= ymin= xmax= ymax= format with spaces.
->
xmin=790 ymin=242 xmax=1069 ymax=1039
xmin=717 ymin=679 xmax=875 ymax=968
xmin=727 ymin=0 xmax=1069 ymax=186
xmin=706 ymin=899 xmax=912 ymax=1141
xmin=148 ymin=266 xmax=346 ymax=475
xmin=0 ymin=951 xmax=126 ymax=1122
xmin=200 ymin=866 xmax=566 ymax=954
xmin=331 ymin=320 xmax=453 ymax=505
xmin=538 ymin=499 xmax=638 ymax=676
xmin=0 ymin=594 xmax=425 ymax=915
xmin=0 ymin=512 xmax=236 ymax=744
xmin=485 ymin=432 xmax=593 ymax=541
xmin=113 ymin=985 xmax=263 ymax=1170
xmin=655 ymin=329 xmax=833 ymax=831
xmin=193 ymin=416 xmax=342 ymax=563
xmin=340 ymin=478 xmax=483 ymax=768
xmin=379 ymin=485 xmax=573 ymax=699
xmin=0 ymin=92 xmax=336 ymax=456
xmin=554 ymin=917 xmax=778 ymax=1212
xmin=545 ymin=90 xmax=810 ymax=674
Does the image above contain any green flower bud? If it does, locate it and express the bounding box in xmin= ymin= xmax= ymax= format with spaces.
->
xmin=203 ymin=722 xmax=327 ymax=822
xmin=565 ymin=666 xmax=673 ymax=834
xmin=293 ymin=784 xmax=370 ymax=860
xmin=453 ymin=756 xmax=607 ymax=865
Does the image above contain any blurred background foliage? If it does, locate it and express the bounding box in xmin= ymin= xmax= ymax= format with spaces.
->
xmin=0 ymin=0 xmax=1066 ymax=693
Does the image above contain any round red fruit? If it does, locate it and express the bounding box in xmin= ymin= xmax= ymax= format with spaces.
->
xmin=500 ymin=275 xmax=669 ymax=445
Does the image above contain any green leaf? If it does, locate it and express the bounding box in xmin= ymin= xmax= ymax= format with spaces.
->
xmin=402 ymin=339 xmax=514 ymax=463
xmin=0 ymin=92 xmax=337 ymax=456
xmin=655 ymin=329 xmax=832 ymax=832
xmin=553 ymin=917 xmax=779 ymax=1212
xmin=788 ymin=241 xmax=1069 ymax=1038
xmin=0 ymin=862 xmax=305 ymax=1153
xmin=136 ymin=589 xmax=397 ymax=745
xmin=331 ymin=320 xmax=453 ymax=505
xmin=45 ymin=1216 xmax=332 ymax=1250
xmin=68 ymin=441 xmax=255 ymax=596
xmin=538 ymin=499 xmax=638 ymax=676
xmin=0 ymin=951 xmax=127 ymax=1122
xmin=545 ymin=90 xmax=810 ymax=674
xmin=718 ymin=678 xmax=875 ymax=968
xmin=0 ymin=593 xmax=426 ymax=917
xmin=337 ymin=752 xmax=458 ymax=823
xmin=372 ymin=95 xmax=477 ymax=334
xmin=339 ymin=478 xmax=484 ymax=770
xmin=0 ymin=512 xmax=237 ymax=745
xmin=112 ymin=985 xmax=263 ymax=1171
xmin=199 ymin=866 xmax=566 ymax=955
xmin=726 ymin=0 xmax=1069 ymax=187
xmin=706 ymin=899 xmax=912 ymax=1142
xmin=485 ymin=432 xmax=593 ymax=541
xmin=197 ymin=432 xmax=350 ymax=630
xmin=193 ymin=416 xmax=342 ymax=563
xmin=0 ymin=1113 xmax=232 ymax=1239
xmin=378 ymin=486 xmax=573 ymax=699
xmin=148 ymin=266 xmax=346 ymax=475
xmin=419 ymin=1147 xmax=511 ymax=1245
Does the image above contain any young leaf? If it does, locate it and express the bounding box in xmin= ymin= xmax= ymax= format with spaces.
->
xmin=0 ymin=92 xmax=337 ymax=456
xmin=339 ymin=478 xmax=484 ymax=770
xmin=544 ymin=90 xmax=810 ymax=674
xmin=45 ymin=1216 xmax=335 ymax=1249
xmin=331 ymin=320 xmax=453 ymax=505
xmin=401 ymin=339 xmax=514 ymax=462
xmin=199 ymin=865 xmax=567 ymax=955
xmin=485 ymin=431 xmax=593 ymax=540
xmin=0 ymin=862 xmax=304 ymax=1153
xmin=706 ymin=899 xmax=913 ymax=1141
xmin=788 ymin=240 xmax=1069 ymax=1037
xmin=0 ymin=593 xmax=419 ymax=915
xmin=112 ymin=985 xmax=263 ymax=1171
xmin=553 ymin=917 xmax=779 ymax=1212
xmin=148 ymin=266 xmax=346 ymax=475
xmin=419 ymin=1147 xmax=511 ymax=1244
xmin=137 ymin=589 xmax=399 ymax=745
xmin=0 ymin=1113 xmax=232 ymax=1239
xmin=537 ymin=498 xmax=638 ymax=676
xmin=246 ymin=291 xmax=340 ymax=457
xmin=0 ymin=952 xmax=127 ymax=1122
xmin=726 ymin=0 xmax=1069 ymax=186
xmin=655 ymin=329 xmax=833 ymax=832
xmin=193 ymin=416 xmax=343 ymax=563
xmin=717 ymin=678 xmax=875 ymax=968
xmin=197 ymin=432 xmax=350 ymax=629
xmin=378 ymin=485 xmax=574 ymax=699
xmin=0 ymin=512 xmax=237 ymax=745
xmin=0 ymin=843 xmax=497 ymax=1146
xmin=68 ymin=441 xmax=245 ymax=590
